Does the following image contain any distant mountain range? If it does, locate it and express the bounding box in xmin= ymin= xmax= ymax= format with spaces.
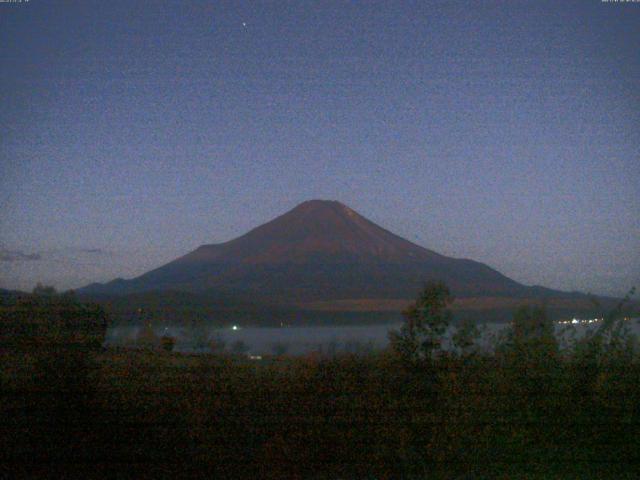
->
xmin=75 ymin=200 xmax=623 ymax=323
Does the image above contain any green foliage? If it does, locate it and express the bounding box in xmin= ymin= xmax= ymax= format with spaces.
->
xmin=512 ymin=304 xmax=558 ymax=354
xmin=1 ymin=286 xmax=107 ymax=350
xmin=1 ymin=283 xmax=639 ymax=477
xmin=0 ymin=286 xmax=111 ymax=472
xmin=389 ymin=281 xmax=454 ymax=362
xmin=452 ymin=318 xmax=481 ymax=355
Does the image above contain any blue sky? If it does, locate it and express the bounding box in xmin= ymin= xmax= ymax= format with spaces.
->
xmin=1 ymin=0 xmax=638 ymax=296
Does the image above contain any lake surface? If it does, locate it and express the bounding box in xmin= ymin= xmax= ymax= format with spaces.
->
xmin=105 ymin=317 xmax=640 ymax=356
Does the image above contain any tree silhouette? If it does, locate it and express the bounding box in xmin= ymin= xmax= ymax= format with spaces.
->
xmin=389 ymin=281 xmax=453 ymax=362
xmin=452 ymin=319 xmax=480 ymax=355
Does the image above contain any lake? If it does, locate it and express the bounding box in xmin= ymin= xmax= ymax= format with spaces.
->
xmin=105 ymin=317 xmax=640 ymax=356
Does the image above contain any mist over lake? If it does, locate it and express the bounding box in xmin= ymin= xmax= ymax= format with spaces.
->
xmin=105 ymin=319 xmax=640 ymax=356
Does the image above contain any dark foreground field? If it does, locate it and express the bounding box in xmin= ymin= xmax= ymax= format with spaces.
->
xmin=1 ymin=289 xmax=639 ymax=478
xmin=2 ymin=347 xmax=640 ymax=478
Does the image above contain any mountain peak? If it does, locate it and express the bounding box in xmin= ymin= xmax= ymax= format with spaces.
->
xmin=290 ymin=199 xmax=351 ymax=215
xmin=166 ymin=199 xmax=441 ymax=266
xmin=297 ymin=199 xmax=345 ymax=207
xmin=80 ymin=201 xmax=529 ymax=301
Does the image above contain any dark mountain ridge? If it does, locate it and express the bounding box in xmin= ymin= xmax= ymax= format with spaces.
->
xmin=80 ymin=200 xmax=584 ymax=308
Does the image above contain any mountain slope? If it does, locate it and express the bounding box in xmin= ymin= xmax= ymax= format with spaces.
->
xmin=80 ymin=200 xmax=550 ymax=304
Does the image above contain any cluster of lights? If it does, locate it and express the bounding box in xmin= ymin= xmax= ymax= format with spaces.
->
xmin=558 ymin=318 xmax=602 ymax=325
xmin=558 ymin=317 xmax=633 ymax=325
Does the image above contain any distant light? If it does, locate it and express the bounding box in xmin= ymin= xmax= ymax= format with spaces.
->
xmin=249 ymin=355 xmax=262 ymax=360
xmin=571 ymin=319 xmax=579 ymax=324
xmin=231 ymin=325 xmax=239 ymax=331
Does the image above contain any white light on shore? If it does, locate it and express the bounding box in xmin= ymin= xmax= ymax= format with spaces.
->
xmin=231 ymin=325 xmax=239 ymax=331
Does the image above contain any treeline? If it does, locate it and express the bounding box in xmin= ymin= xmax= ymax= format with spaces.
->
xmin=0 ymin=285 xmax=638 ymax=478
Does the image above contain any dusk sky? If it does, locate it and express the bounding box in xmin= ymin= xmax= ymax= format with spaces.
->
xmin=1 ymin=0 xmax=638 ymax=296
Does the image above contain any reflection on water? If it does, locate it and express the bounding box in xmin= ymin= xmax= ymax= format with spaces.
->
xmin=104 ymin=318 xmax=640 ymax=356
